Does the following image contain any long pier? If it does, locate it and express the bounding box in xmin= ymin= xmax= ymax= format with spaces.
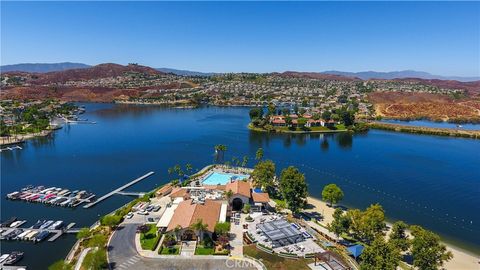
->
xmin=83 ymin=171 xmax=155 ymax=209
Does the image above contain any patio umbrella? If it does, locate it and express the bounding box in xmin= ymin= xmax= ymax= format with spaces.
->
xmin=347 ymin=244 xmax=364 ymax=259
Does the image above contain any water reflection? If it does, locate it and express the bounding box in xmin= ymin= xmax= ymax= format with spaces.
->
xmin=249 ymin=130 xmax=353 ymax=150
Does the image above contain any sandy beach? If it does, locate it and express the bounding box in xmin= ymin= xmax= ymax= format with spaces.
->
xmin=305 ymin=196 xmax=479 ymax=270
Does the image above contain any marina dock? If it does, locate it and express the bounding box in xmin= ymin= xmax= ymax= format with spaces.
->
xmin=83 ymin=171 xmax=155 ymax=208
xmin=6 ymin=186 xmax=96 ymax=208
xmin=0 ymin=220 xmax=77 ymax=243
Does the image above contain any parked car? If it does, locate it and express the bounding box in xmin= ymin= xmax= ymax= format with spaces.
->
xmin=125 ymin=212 xmax=134 ymax=219
xmin=145 ymin=205 xmax=154 ymax=212
xmin=152 ymin=205 xmax=161 ymax=212
xmin=137 ymin=210 xmax=149 ymax=215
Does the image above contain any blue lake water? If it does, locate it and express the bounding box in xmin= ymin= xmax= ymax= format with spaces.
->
xmin=1 ymin=103 xmax=479 ymax=269
xmin=381 ymin=119 xmax=480 ymax=130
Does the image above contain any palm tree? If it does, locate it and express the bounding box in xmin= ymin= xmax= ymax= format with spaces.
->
xmin=185 ymin=163 xmax=193 ymax=175
xmin=174 ymin=225 xmax=182 ymax=242
xmin=214 ymin=144 xmax=227 ymax=164
xmin=191 ymin=219 xmax=208 ymax=242
xmin=224 ymin=190 xmax=233 ymax=201
xmin=255 ymin=148 xmax=264 ymax=161
xmin=242 ymin=156 xmax=249 ymax=167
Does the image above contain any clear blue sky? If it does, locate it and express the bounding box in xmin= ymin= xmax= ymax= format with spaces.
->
xmin=1 ymin=1 xmax=479 ymax=76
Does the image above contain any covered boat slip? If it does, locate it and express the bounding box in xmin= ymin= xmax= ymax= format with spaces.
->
xmin=257 ymin=219 xmax=304 ymax=247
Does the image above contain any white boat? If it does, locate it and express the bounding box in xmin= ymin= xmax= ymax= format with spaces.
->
xmin=26 ymin=231 xmax=39 ymax=240
xmin=48 ymin=221 xmax=63 ymax=230
xmin=39 ymin=220 xmax=54 ymax=229
xmin=9 ymin=221 xmax=22 ymax=228
xmin=16 ymin=230 xmax=31 ymax=239
xmin=60 ymin=198 xmax=73 ymax=206
xmin=0 ymin=254 xmax=10 ymax=264
xmin=57 ymin=189 xmax=70 ymax=196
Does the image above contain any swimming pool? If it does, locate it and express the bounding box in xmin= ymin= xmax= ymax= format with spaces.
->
xmin=202 ymin=172 xmax=249 ymax=185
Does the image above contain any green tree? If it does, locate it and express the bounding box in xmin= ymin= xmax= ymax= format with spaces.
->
xmin=249 ymin=107 xmax=263 ymax=120
xmin=328 ymin=208 xmax=350 ymax=239
xmin=185 ymin=163 xmax=193 ymax=174
xmin=297 ymin=117 xmax=307 ymax=130
xmin=361 ymin=204 xmax=387 ymax=243
xmin=410 ymin=225 xmax=453 ymax=270
xmin=174 ymin=225 xmax=182 ymax=242
xmin=251 ymin=160 xmax=276 ymax=191
xmin=390 ymin=221 xmax=410 ymax=252
xmin=267 ymin=103 xmax=276 ymax=116
xmin=279 ymin=166 xmax=308 ymax=214
xmin=321 ymin=110 xmax=332 ymax=121
xmin=321 ymin=184 xmax=344 ymax=206
xmin=224 ymin=189 xmax=233 ymax=201
xmin=48 ymin=260 xmax=72 ymax=270
xmin=191 ymin=219 xmax=208 ymax=242
xmin=241 ymin=156 xmax=249 ymax=167
xmin=100 ymin=214 xmax=122 ymax=228
xmin=76 ymin=227 xmax=91 ymax=240
xmin=243 ymin=203 xmax=251 ymax=214
xmin=338 ymin=107 xmax=355 ymax=126
xmin=0 ymin=120 xmax=10 ymax=137
xmin=255 ymin=148 xmax=264 ymax=161
xmin=360 ymin=236 xmax=401 ymax=270
xmin=214 ymin=222 xmax=231 ymax=236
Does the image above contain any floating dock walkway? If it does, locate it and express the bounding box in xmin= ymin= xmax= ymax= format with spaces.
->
xmin=83 ymin=171 xmax=155 ymax=209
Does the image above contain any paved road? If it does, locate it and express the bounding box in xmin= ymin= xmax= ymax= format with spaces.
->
xmin=108 ymin=223 xmax=257 ymax=270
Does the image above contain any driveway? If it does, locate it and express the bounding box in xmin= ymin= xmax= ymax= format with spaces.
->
xmin=108 ymin=222 xmax=258 ymax=270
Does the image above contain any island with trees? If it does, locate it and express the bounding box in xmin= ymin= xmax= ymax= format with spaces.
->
xmin=247 ymin=103 xmax=367 ymax=134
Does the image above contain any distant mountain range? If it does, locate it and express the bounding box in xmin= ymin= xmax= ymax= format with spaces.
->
xmin=1 ymin=62 xmax=478 ymax=82
xmin=0 ymin=62 xmax=90 ymax=73
xmin=320 ymin=70 xmax=479 ymax=82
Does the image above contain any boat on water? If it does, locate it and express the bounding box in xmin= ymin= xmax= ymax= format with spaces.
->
xmin=31 ymin=220 xmax=46 ymax=229
xmin=16 ymin=230 xmax=31 ymax=240
xmin=4 ymin=251 xmax=24 ymax=265
xmin=39 ymin=220 xmax=54 ymax=229
xmin=25 ymin=231 xmax=39 ymax=241
xmin=48 ymin=221 xmax=64 ymax=230
xmin=0 ymin=254 xmax=10 ymax=264
xmin=9 ymin=221 xmax=23 ymax=228
xmin=35 ymin=230 xmax=50 ymax=242
xmin=1 ymin=217 xmax=17 ymax=227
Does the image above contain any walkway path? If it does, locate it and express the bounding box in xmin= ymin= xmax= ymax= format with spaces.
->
xmin=229 ymin=214 xmax=245 ymax=257
xmin=83 ymin=171 xmax=154 ymax=208
xmin=74 ymin=247 xmax=93 ymax=270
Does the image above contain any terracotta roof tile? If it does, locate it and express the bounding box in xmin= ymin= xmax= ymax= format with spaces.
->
xmin=226 ymin=180 xmax=251 ymax=198
xmin=252 ymin=192 xmax=270 ymax=203
xmin=166 ymin=199 xmax=222 ymax=232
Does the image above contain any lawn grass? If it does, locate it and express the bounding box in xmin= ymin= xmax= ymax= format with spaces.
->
xmin=244 ymin=244 xmax=313 ymax=270
xmin=140 ymin=224 xmax=160 ymax=251
xmin=195 ymin=245 xmax=215 ymax=255
xmin=159 ymin=245 xmax=180 ymax=255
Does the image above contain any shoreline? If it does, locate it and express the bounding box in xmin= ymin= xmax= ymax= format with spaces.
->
xmin=0 ymin=129 xmax=55 ymax=146
xmin=305 ymin=196 xmax=479 ymax=270
xmin=368 ymin=121 xmax=480 ymax=139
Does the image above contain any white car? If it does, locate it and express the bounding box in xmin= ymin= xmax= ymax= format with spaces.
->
xmin=125 ymin=212 xmax=134 ymax=219
xmin=137 ymin=210 xmax=149 ymax=215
